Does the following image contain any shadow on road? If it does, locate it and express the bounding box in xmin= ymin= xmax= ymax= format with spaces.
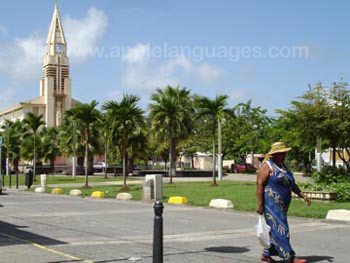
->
xmin=0 ymin=220 xmax=66 ymax=247
xmin=276 ymin=256 xmax=334 ymax=263
xmin=205 ymin=246 xmax=250 ymax=253
xmin=299 ymin=256 xmax=334 ymax=262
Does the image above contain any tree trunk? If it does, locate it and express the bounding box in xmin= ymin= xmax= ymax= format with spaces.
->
xmin=129 ymin=158 xmax=135 ymax=172
xmin=212 ymin=130 xmax=217 ymax=186
xmin=84 ymin=129 xmax=89 ymax=187
xmin=191 ymin=155 xmax=194 ymax=169
xmin=332 ymin=142 xmax=336 ymax=168
xmin=122 ymin=150 xmax=128 ymax=189
xmin=33 ymin=132 xmax=36 ymax=181
xmin=104 ymin=136 xmax=108 ymax=179
xmin=169 ymin=137 xmax=176 ymax=184
xmin=50 ymin=158 xmax=55 ymax=175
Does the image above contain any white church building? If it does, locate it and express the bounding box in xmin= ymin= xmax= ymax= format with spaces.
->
xmin=0 ymin=2 xmax=80 ymax=127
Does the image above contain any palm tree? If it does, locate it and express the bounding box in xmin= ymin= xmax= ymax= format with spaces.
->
xmin=149 ymin=86 xmax=194 ymax=183
xmin=97 ymin=114 xmax=112 ymax=179
xmin=195 ymin=95 xmax=232 ymax=186
xmin=65 ymin=101 xmax=100 ymax=188
xmin=1 ymin=120 xmax=27 ymax=174
xmin=23 ymin=113 xmax=45 ymax=179
xmin=58 ymin=118 xmax=85 ymax=176
xmin=41 ymin=127 xmax=61 ymax=174
xmin=103 ymin=94 xmax=145 ymax=191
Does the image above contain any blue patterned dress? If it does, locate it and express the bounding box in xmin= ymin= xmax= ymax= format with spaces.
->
xmin=263 ymin=160 xmax=296 ymax=260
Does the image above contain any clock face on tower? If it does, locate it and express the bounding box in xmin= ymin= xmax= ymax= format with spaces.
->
xmin=55 ymin=43 xmax=64 ymax=54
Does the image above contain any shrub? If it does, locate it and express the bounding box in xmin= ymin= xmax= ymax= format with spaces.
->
xmin=312 ymin=165 xmax=350 ymax=184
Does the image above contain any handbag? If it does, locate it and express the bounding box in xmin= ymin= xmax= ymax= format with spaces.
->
xmin=256 ymin=215 xmax=271 ymax=248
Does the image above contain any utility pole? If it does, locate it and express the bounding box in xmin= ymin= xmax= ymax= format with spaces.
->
xmin=218 ymin=118 xmax=223 ymax=181
xmin=72 ymin=121 xmax=76 ymax=178
xmin=314 ymin=83 xmax=323 ymax=172
xmin=6 ymin=128 xmax=9 ymax=180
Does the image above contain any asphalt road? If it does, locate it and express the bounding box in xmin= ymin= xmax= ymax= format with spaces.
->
xmin=0 ymin=190 xmax=347 ymax=263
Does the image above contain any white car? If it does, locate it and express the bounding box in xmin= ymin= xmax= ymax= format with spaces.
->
xmin=93 ymin=162 xmax=107 ymax=172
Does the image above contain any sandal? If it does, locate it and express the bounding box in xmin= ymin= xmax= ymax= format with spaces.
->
xmin=261 ymin=254 xmax=276 ymax=263
xmin=289 ymin=258 xmax=307 ymax=263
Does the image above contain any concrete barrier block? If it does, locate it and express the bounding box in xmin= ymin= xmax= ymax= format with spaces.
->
xmin=91 ymin=191 xmax=105 ymax=198
xmin=326 ymin=209 xmax=350 ymax=221
xmin=116 ymin=193 xmax=132 ymax=201
xmin=209 ymin=199 xmax=234 ymax=209
xmin=168 ymin=196 xmax=188 ymax=204
xmin=35 ymin=187 xmax=46 ymax=193
xmin=51 ymin=188 xmax=64 ymax=195
xmin=69 ymin=189 xmax=82 ymax=196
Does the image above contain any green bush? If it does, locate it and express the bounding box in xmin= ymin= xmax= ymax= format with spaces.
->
xmin=312 ymin=165 xmax=350 ymax=184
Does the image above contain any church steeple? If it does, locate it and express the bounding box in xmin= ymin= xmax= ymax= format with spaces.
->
xmin=40 ymin=0 xmax=72 ymax=127
xmin=46 ymin=0 xmax=66 ymax=56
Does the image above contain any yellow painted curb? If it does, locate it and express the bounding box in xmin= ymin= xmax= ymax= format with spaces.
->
xmin=91 ymin=191 xmax=105 ymax=198
xmin=51 ymin=188 xmax=64 ymax=195
xmin=168 ymin=196 xmax=188 ymax=204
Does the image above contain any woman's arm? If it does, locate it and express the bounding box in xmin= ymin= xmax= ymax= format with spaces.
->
xmin=292 ymin=184 xmax=311 ymax=207
xmin=256 ymin=163 xmax=271 ymax=214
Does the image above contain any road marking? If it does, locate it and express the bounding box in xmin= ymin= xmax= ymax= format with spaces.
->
xmin=0 ymin=232 xmax=94 ymax=263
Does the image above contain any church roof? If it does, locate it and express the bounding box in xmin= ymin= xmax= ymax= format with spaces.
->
xmin=46 ymin=1 xmax=66 ymax=45
xmin=0 ymin=96 xmax=45 ymax=117
xmin=23 ymin=96 xmax=45 ymax=105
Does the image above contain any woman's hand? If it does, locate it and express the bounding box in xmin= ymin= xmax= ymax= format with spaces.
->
xmin=256 ymin=205 xmax=264 ymax=215
xmin=303 ymin=195 xmax=311 ymax=207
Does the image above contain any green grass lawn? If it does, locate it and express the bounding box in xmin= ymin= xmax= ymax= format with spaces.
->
xmin=2 ymin=174 xmax=136 ymax=186
xmin=39 ymin=181 xmax=350 ymax=219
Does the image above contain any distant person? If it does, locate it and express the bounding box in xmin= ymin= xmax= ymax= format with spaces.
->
xmin=257 ymin=142 xmax=311 ymax=263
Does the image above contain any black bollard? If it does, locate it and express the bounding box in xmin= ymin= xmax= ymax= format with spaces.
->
xmin=153 ymin=201 xmax=164 ymax=263
xmin=16 ymin=172 xmax=19 ymax=189
xmin=9 ymin=173 xmax=11 ymax=188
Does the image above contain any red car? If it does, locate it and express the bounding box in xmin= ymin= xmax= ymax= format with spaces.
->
xmin=231 ymin=163 xmax=256 ymax=173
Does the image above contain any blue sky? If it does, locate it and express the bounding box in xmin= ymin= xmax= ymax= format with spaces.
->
xmin=0 ymin=0 xmax=349 ymax=115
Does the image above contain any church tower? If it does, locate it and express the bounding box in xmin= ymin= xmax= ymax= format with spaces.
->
xmin=40 ymin=1 xmax=72 ymax=127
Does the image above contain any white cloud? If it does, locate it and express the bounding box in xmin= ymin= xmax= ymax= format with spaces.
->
xmin=122 ymin=43 xmax=150 ymax=65
xmin=122 ymin=44 xmax=224 ymax=92
xmin=0 ymin=25 xmax=8 ymax=38
xmin=64 ymin=7 xmax=108 ymax=64
xmin=0 ymin=34 xmax=44 ymax=84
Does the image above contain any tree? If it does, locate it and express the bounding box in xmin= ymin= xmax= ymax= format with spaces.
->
xmin=103 ymin=94 xmax=145 ymax=190
xmin=23 ymin=113 xmax=45 ymax=179
xmin=231 ymin=100 xmax=271 ymax=165
xmin=1 ymin=120 xmax=27 ymax=173
xmin=149 ymin=86 xmax=194 ymax=183
xmin=58 ymin=117 xmax=85 ymax=175
xmin=41 ymin=127 xmax=60 ymax=173
xmin=195 ymin=95 xmax=232 ymax=186
xmin=276 ymin=81 xmax=350 ymax=171
xmin=65 ymin=101 xmax=100 ymax=187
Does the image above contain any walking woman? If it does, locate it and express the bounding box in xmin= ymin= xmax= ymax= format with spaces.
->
xmin=257 ymin=142 xmax=311 ymax=263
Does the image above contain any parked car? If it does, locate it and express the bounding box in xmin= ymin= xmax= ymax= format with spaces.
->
xmin=93 ymin=162 xmax=108 ymax=172
xmin=231 ymin=163 xmax=256 ymax=173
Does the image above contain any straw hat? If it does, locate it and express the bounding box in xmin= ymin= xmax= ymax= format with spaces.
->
xmin=268 ymin=142 xmax=291 ymax=155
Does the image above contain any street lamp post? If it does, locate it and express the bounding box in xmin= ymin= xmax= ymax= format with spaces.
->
xmin=72 ymin=121 xmax=76 ymax=178
xmin=218 ymin=119 xmax=223 ymax=181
